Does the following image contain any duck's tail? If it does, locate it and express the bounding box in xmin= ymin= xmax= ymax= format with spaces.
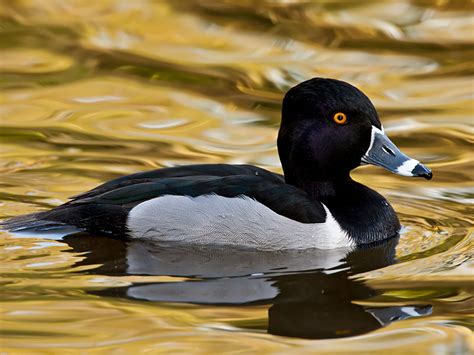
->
xmin=0 ymin=212 xmax=82 ymax=238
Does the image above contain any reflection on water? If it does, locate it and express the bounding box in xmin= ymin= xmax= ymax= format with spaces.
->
xmin=65 ymin=234 xmax=432 ymax=339
xmin=0 ymin=0 xmax=473 ymax=353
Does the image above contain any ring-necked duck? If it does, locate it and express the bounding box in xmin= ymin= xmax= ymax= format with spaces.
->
xmin=3 ymin=78 xmax=432 ymax=249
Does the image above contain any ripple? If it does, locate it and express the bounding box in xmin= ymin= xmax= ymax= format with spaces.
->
xmin=406 ymin=10 xmax=474 ymax=44
xmin=0 ymin=0 xmax=473 ymax=351
xmin=0 ymin=48 xmax=74 ymax=74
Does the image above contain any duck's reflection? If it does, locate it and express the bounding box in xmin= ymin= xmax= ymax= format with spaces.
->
xmin=63 ymin=235 xmax=431 ymax=339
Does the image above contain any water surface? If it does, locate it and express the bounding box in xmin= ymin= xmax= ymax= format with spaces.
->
xmin=0 ymin=1 xmax=473 ymax=353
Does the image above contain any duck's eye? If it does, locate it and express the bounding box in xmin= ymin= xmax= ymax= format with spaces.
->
xmin=333 ymin=112 xmax=348 ymax=125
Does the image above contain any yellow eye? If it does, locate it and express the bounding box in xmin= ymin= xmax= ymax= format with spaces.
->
xmin=333 ymin=112 xmax=347 ymax=125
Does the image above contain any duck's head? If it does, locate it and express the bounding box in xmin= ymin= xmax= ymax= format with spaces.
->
xmin=278 ymin=78 xmax=432 ymax=188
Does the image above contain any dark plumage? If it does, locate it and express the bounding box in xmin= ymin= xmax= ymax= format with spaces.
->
xmin=2 ymin=78 xmax=432 ymax=247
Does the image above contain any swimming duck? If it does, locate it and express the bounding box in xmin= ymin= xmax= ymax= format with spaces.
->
xmin=4 ymin=78 xmax=432 ymax=249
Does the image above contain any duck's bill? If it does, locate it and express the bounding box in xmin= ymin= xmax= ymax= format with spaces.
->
xmin=362 ymin=126 xmax=432 ymax=180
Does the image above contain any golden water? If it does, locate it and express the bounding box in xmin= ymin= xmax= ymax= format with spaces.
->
xmin=0 ymin=1 xmax=473 ymax=353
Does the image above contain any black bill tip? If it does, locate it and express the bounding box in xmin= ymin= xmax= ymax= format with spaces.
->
xmin=412 ymin=163 xmax=433 ymax=180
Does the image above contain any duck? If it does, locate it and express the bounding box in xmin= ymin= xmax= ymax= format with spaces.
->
xmin=3 ymin=78 xmax=432 ymax=250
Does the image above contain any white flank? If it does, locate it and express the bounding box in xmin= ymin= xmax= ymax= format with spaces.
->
xmin=396 ymin=158 xmax=419 ymax=176
xmin=127 ymin=195 xmax=354 ymax=251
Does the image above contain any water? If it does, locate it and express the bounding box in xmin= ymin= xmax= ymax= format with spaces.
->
xmin=0 ymin=1 xmax=473 ymax=353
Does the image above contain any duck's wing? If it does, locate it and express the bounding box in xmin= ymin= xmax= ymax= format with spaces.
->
xmin=21 ymin=173 xmax=325 ymax=237
xmin=72 ymin=164 xmax=284 ymax=200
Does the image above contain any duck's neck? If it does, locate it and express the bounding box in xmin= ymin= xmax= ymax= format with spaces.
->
xmin=287 ymin=174 xmax=401 ymax=246
xmin=286 ymin=175 xmax=351 ymax=199
xmin=296 ymin=178 xmax=350 ymax=198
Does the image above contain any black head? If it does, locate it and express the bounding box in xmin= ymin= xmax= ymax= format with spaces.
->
xmin=278 ymin=78 xmax=379 ymax=185
xmin=277 ymin=78 xmax=432 ymax=191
